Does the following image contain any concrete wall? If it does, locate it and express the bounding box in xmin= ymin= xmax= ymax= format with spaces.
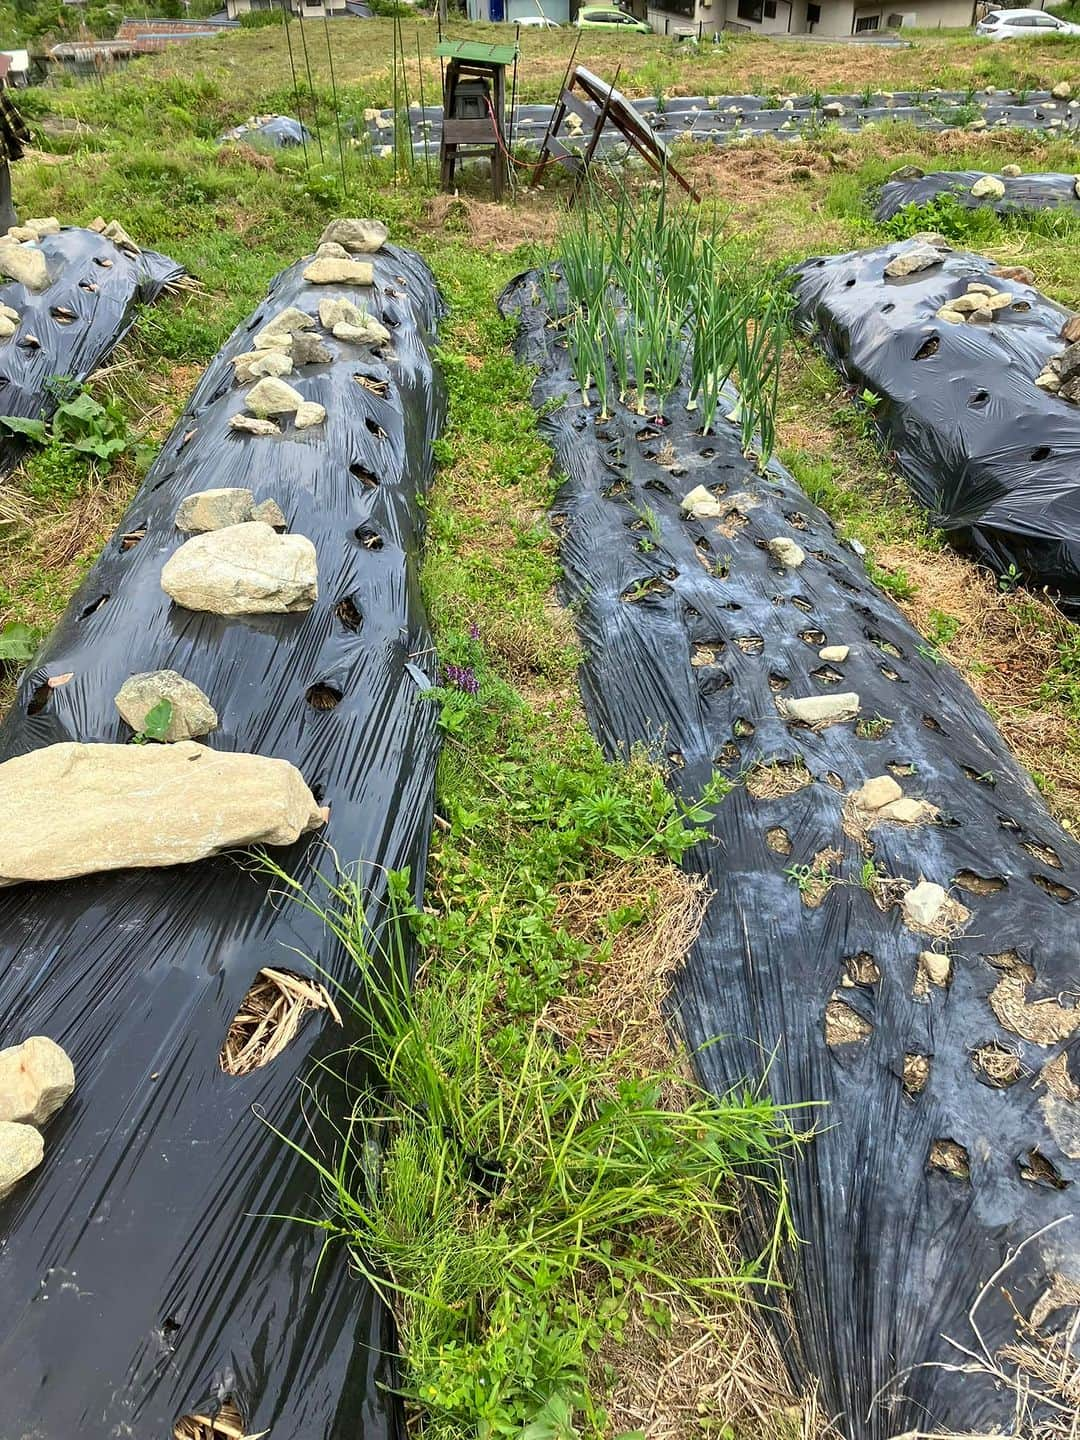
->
xmin=806 ymin=0 xmax=974 ymax=30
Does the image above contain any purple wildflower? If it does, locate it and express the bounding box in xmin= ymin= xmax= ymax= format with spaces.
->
xmin=444 ymin=662 xmax=479 ymax=695
xmin=469 ymin=622 xmax=481 ymax=641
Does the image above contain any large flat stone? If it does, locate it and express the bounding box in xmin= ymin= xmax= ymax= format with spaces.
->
xmin=319 ymin=218 xmax=388 ymax=253
xmin=161 ymin=521 xmax=317 ymax=615
xmin=0 ymin=741 xmax=327 ymax=886
xmin=175 ymin=487 xmax=256 ymax=533
xmin=0 ymin=1037 xmax=75 ymax=1127
xmin=779 ymin=692 xmax=860 ymax=727
xmin=302 ymin=257 xmax=375 ymax=286
xmin=0 ymin=240 xmax=49 ymax=292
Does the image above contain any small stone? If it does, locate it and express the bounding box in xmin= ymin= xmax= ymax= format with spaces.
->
xmin=1061 ymin=315 xmax=1080 ymax=343
xmin=103 ymin=219 xmax=139 ymax=253
xmin=852 ymin=775 xmax=902 ymax=811
xmin=0 ymin=314 xmax=16 ymax=339
xmin=918 ymin=949 xmax=951 ymax=986
xmin=1058 ymin=342 xmax=1080 ymax=383
xmin=229 ymin=414 xmax=281 ymax=437
xmin=950 ymin=294 xmax=985 ymax=314
xmin=822 ymin=101 xmax=845 ymax=118
xmin=0 ymin=741 xmax=327 ymax=886
xmin=232 ymin=349 xmax=293 ymax=383
xmin=779 ymin=692 xmax=860 ymax=727
xmin=302 ymin=256 xmax=375 ymax=286
xmin=315 ymin=241 xmax=350 ymax=259
xmin=889 ymin=164 xmax=924 ymax=180
xmin=293 ymin=400 xmax=326 ymax=429
xmin=0 ymin=1037 xmax=75 ymax=1127
xmin=1035 ymin=370 xmax=1062 ymax=392
xmin=24 ymin=217 xmax=60 ymax=239
xmin=0 ymin=1121 xmax=43 ymax=1201
xmin=884 ymin=243 xmax=944 ymax=278
xmin=1061 ymin=376 xmax=1080 ymax=403
xmin=332 ymin=317 xmax=391 ymax=345
xmin=970 ymin=306 xmax=994 ymax=323
xmin=176 ymin=487 xmax=256 ymax=533
xmin=0 ymin=302 xmax=19 ymax=323
xmin=877 ymin=797 xmax=935 ymax=824
xmin=115 ymin=669 xmax=219 ymax=741
xmin=1075 ymin=177 xmax=1080 ymax=201
xmin=161 ymin=522 xmax=317 ymax=615
xmin=256 ymin=306 xmax=315 ymax=340
xmin=767 ymin=536 xmax=805 ymax=568
xmin=245 ymin=376 xmax=305 ymax=417
xmin=318 ymin=296 xmax=363 ymax=329
xmin=251 ymin=330 xmax=293 ymax=354
xmin=319 ymin=218 xmax=389 ymax=254
xmin=903 ymin=881 xmax=948 ymax=930
xmin=819 ymin=644 xmax=849 ymax=662
xmin=290 ymin=332 xmax=333 ymax=366
xmin=936 ymin=307 xmax=965 ymax=324
xmin=912 ymin=232 xmax=952 ymax=251
xmin=982 ymin=291 xmax=1014 ymax=312
xmin=0 ymin=240 xmax=50 ymax=291
xmin=1001 ymin=164 xmax=1022 ymax=178
xmin=680 ymin=484 xmax=725 ymax=519
xmin=1051 ymin=81 xmax=1072 ymax=100
xmin=252 ymin=498 xmax=287 ymax=529
xmin=966 ymin=281 xmax=997 ymax=295
xmin=971 ymin=176 xmax=1006 ymax=200
xmin=967 ymin=117 xmax=987 ymax=131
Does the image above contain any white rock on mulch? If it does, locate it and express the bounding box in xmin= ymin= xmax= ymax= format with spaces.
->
xmin=161 ymin=521 xmax=317 ymax=615
xmin=767 ymin=536 xmax=805 ymax=568
xmin=0 ymin=1037 xmax=75 ymax=1127
xmin=884 ymin=242 xmax=944 ymax=278
xmin=245 ymin=377 xmax=306 ymax=418
xmin=971 ymin=175 xmax=1006 ymax=200
xmin=0 ymin=1120 xmax=43 ymax=1201
xmin=680 ymin=484 xmax=725 ymax=519
xmin=903 ymin=880 xmax=948 ymax=930
xmin=232 ymin=350 xmax=293 ymax=383
xmin=114 ymin=670 xmax=219 ymax=741
xmin=819 ymin=644 xmax=849 ymax=662
xmin=303 ymin=256 xmax=375 ymax=286
xmin=0 ymin=239 xmax=50 ymax=292
xmin=252 ymin=498 xmax=287 ymax=529
xmin=229 ymin=414 xmax=281 ymax=436
xmin=779 ymin=692 xmax=860 ymax=727
xmin=176 ymin=487 xmax=256 ymax=533
xmin=852 ymin=775 xmax=902 ymax=811
xmin=294 ymin=400 xmax=326 ymax=429
xmin=0 ymin=741 xmax=327 ymax=886
xmin=918 ymin=949 xmax=951 ymax=986
xmin=319 ymin=218 xmax=388 ymax=253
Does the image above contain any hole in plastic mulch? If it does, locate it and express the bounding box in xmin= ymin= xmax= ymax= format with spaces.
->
xmin=26 ymin=680 xmax=51 ymax=717
xmin=1032 ymin=873 xmax=1077 ymax=904
xmin=335 ymin=597 xmax=363 ymax=632
xmin=799 ymin=628 xmax=827 ymax=646
xmin=825 ymin=997 xmax=873 ymax=1045
xmin=349 ymin=460 xmax=380 ymax=488
xmin=220 ymin=967 xmax=341 ymax=1077
xmin=969 ymin=389 xmax=990 ymax=406
xmin=845 ymin=952 xmax=881 ymax=985
xmin=922 ymin=714 xmax=946 ymax=734
xmin=1030 ymin=446 xmax=1051 ymax=462
xmin=173 ymin=1398 xmax=256 ymax=1440
xmin=903 ymin=1054 xmax=930 ymax=1096
xmin=765 ymin=826 xmax=792 ymax=855
xmin=79 ymin=593 xmax=109 ymax=620
xmin=364 ymin=415 xmax=387 ymax=440
xmin=1018 ymin=1148 xmax=1069 ymax=1190
xmin=355 ymin=527 xmax=384 ymax=550
xmin=971 ymin=1042 xmax=1024 ymax=1089
xmin=305 ymin=682 xmax=343 ymax=711
xmin=961 ymin=763 xmax=994 ymax=785
xmin=913 ymin=336 xmax=939 ymax=361
xmin=928 ymin=1138 xmax=970 ymax=1182
xmin=1021 ymin=838 xmax=1062 ymax=869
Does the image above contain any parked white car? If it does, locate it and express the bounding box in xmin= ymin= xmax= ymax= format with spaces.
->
xmin=516 ymin=13 xmax=562 ymax=25
xmin=975 ymin=8 xmax=1080 ymax=38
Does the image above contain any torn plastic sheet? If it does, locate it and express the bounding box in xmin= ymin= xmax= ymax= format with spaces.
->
xmin=791 ymin=238 xmax=1080 ymax=605
xmin=501 ymin=267 xmax=1080 ymax=1440
xmin=876 ymin=168 xmax=1080 ymax=221
xmin=0 ymin=239 xmax=445 ymax=1437
xmin=0 ymin=224 xmax=184 ymax=475
xmin=219 ymin=113 xmax=313 ymax=149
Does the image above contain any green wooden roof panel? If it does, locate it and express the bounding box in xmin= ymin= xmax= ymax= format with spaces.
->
xmin=435 ymin=40 xmax=518 ymax=65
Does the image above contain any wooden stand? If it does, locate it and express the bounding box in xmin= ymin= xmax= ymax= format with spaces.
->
xmin=437 ymin=41 xmax=516 ymax=201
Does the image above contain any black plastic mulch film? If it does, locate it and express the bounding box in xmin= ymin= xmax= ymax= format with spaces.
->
xmin=875 ymin=170 xmax=1080 ymax=222
xmin=791 ymin=240 xmax=1080 ymax=606
xmin=0 ymin=243 xmax=445 ymax=1437
xmin=501 ymin=270 xmax=1080 ymax=1439
xmin=0 ymin=226 xmax=184 ymax=475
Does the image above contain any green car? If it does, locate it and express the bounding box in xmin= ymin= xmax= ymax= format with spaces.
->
xmin=574 ymin=6 xmax=653 ymax=32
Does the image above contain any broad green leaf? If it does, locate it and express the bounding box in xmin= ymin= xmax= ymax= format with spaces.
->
xmin=0 ymin=415 xmax=48 ymax=443
xmin=142 ymin=698 xmax=174 ymax=741
xmin=0 ymin=621 xmax=39 ymax=662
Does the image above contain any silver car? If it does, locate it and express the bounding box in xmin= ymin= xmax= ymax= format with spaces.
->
xmin=975 ymin=7 xmax=1080 ymax=39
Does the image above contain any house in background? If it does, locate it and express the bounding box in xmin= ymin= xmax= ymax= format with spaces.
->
xmin=226 ymin=0 xmax=349 ymax=18
xmin=645 ymin=0 xmax=1045 ymax=36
